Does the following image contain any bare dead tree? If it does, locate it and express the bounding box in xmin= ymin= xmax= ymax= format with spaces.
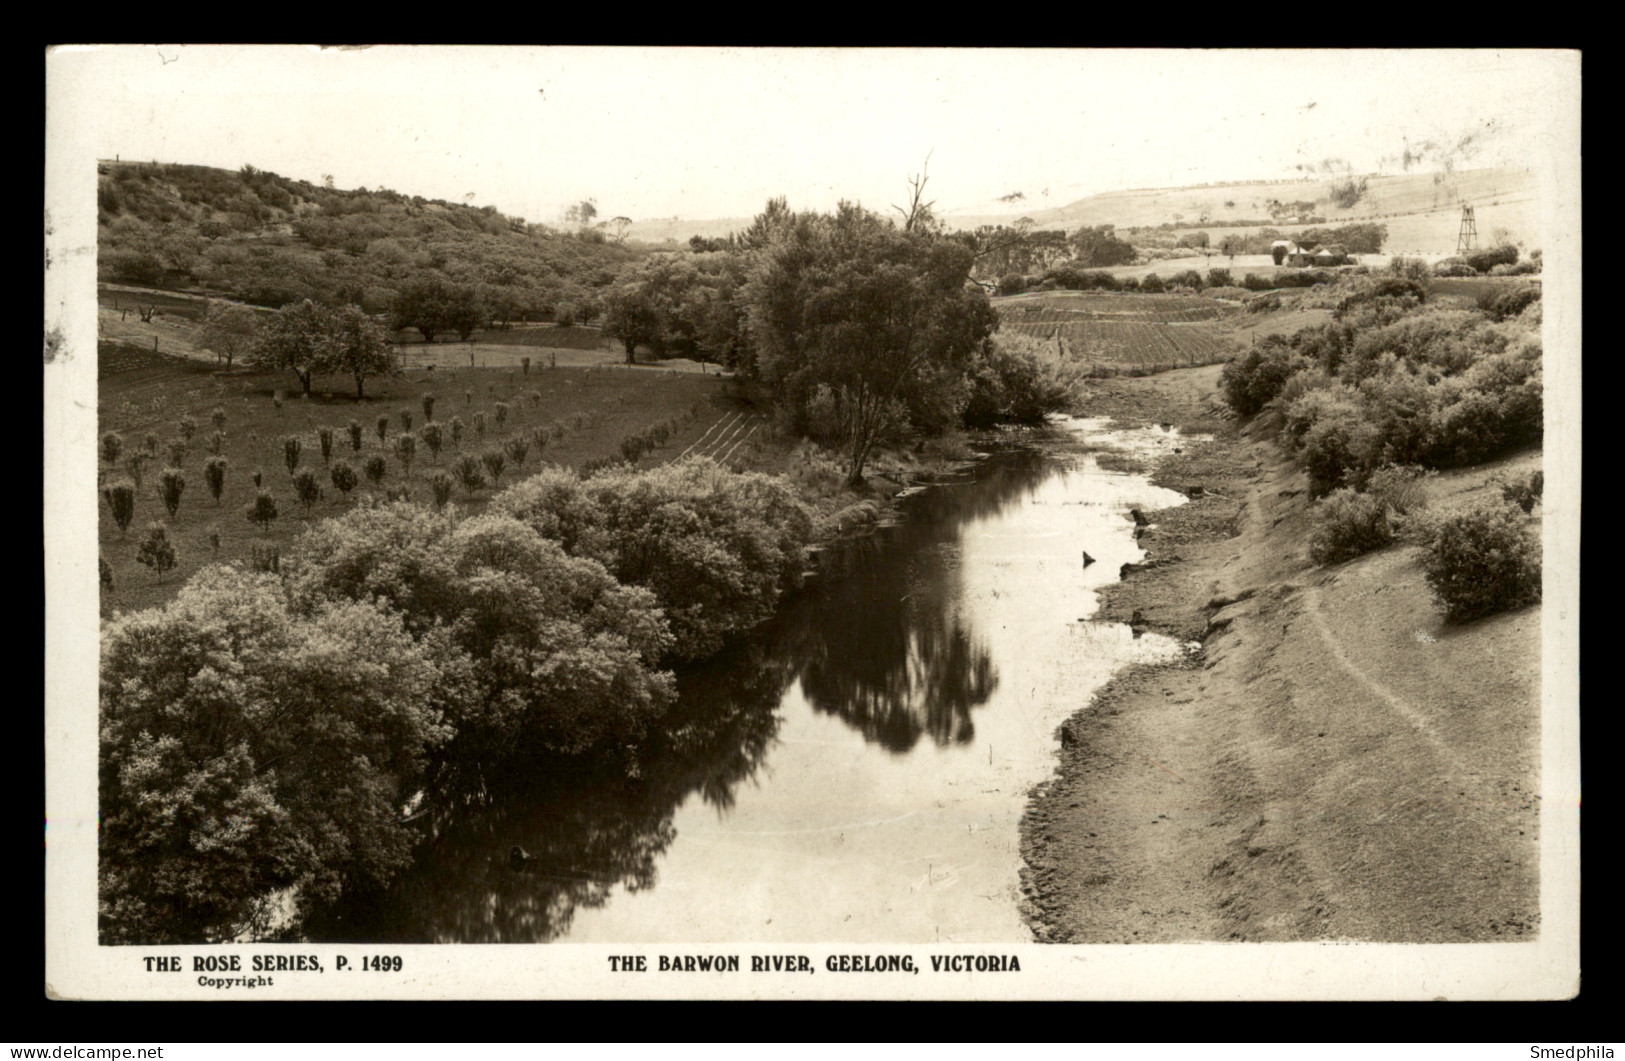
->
xmin=893 ymin=151 xmax=938 ymax=233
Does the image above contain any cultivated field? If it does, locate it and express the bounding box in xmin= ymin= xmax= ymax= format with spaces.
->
xmin=995 ymin=292 xmax=1240 ymax=373
xmin=97 ymin=344 xmax=747 ymax=613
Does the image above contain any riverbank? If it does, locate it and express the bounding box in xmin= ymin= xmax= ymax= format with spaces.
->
xmin=1019 ymin=364 xmax=1542 ymax=942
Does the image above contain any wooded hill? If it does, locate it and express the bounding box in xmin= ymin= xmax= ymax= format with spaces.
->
xmin=97 ymin=161 xmax=646 ymax=321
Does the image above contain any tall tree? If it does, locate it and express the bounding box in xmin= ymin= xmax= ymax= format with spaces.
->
xmin=745 ymin=202 xmax=998 ymax=484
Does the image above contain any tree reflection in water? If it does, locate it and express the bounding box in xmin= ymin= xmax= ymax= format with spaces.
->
xmin=309 ymin=443 xmax=1060 ymax=942
xmin=783 ymin=447 xmax=1050 ymax=751
xmin=306 ymin=640 xmax=791 ymax=944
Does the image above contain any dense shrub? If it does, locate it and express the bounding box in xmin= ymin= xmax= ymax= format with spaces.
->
xmin=246 ymin=490 xmax=278 ymax=531
xmin=963 ymin=332 xmax=1087 ymax=427
xmin=1220 ymin=339 xmax=1310 ymax=416
xmin=1280 ymin=380 xmax=1357 ymax=451
xmin=1139 ymin=272 xmax=1165 ymax=293
xmin=1476 ymin=286 xmax=1541 ymax=322
xmin=1301 ymin=405 xmax=1380 ymax=498
xmin=493 ymin=459 xmax=815 ymax=661
xmin=1433 ymin=259 xmax=1477 ymax=278
xmin=1205 ymin=268 xmax=1233 ymax=288
xmin=1308 ymin=488 xmax=1392 ymax=564
xmin=291 ymin=469 xmax=322 ymax=511
xmin=101 ymin=432 xmax=123 ymax=465
xmin=1422 ymin=501 xmax=1542 ymax=621
xmin=1364 ymin=463 xmax=1431 ymax=518
xmin=998 ymin=272 xmax=1026 ymax=295
xmin=103 ymin=479 xmax=137 ymax=536
xmin=1334 ymin=278 xmax=1426 ymax=320
xmin=1465 ymin=244 xmax=1519 ymax=274
xmin=1241 ymin=273 xmax=1275 ymax=291
xmin=284 ymin=503 xmax=675 ymax=757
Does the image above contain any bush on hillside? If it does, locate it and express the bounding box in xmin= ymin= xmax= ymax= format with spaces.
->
xmin=1476 ymin=286 xmax=1541 ymax=322
xmin=1433 ymin=259 xmax=1477 ymax=278
xmin=1421 ymin=501 xmax=1541 ymax=622
xmin=1220 ymin=339 xmax=1310 ymax=416
xmin=1302 ymin=404 xmax=1380 ymax=498
xmin=1501 ymin=469 xmax=1545 ymax=513
xmin=1465 ymin=244 xmax=1519 ymax=274
xmin=998 ymin=272 xmax=1026 ymax=295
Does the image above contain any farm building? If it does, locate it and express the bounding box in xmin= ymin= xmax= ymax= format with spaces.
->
xmin=1313 ymin=244 xmax=1350 ymax=266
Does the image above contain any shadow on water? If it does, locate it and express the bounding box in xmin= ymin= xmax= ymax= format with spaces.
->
xmin=306 ymin=640 xmax=792 ymax=944
xmin=307 ymin=437 xmax=1077 ymax=943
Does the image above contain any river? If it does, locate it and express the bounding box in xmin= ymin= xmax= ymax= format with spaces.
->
xmin=309 ymin=417 xmax=1196 ymax=944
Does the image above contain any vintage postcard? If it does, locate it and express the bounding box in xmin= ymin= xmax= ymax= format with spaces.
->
xmin=45 ymin=46 xmax=1581 ymax=1001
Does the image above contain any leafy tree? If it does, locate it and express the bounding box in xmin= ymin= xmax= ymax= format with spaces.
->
xmin=394 ymin=434 xmax=416 ymax=477
xmin=364 ymin=455 xmax=387 ymax=486
xmin=1068 ymin=225 xmax=1138 ymax=267
xmin=159 ymin=467 xmax=186 ymax=518
xmin=177 ymin=416 xmax=197 ymax=442
xmin=103 ymin=479 xmax=137 ymax=536
xmin=134 ymin=523 xmax=177 ymax=582
xmin=744 ymin=201 xmax=998 ymax=483
xmin=400 ymin=409 xmax=413 ymax=434
xmin=602 ymin=283 xmax=663 ymax=363
xmin=376 ymin=414 xmax=390 ymax=447
xmin=98 ymin=569 xmax=450 ymax=943
xmin=346 ymin=419 xmax=364 ymax=452
xmin=101 ymin=432 xmax=123 ymax=466
xmin=503 ymin=436 xmax=529 ymax=467
xmin=326 ymin=304 xmax=398 ymax=400
xmin=166 ymin=438 xmax=188 ymax=467
xmin=449 ymin=416 xmax=465 ymax=449
xmin=198 ymin=302 xmax=262 ymax=369
xmin=330 ymin=459 xmax=359 ymax=501
xmin=318 ymin=426 xmax=334 ymax=464
xmin=205 ymin=457 xmax=227 ymax=505
xmin=421 ymin=393 xmax=436 ymax=423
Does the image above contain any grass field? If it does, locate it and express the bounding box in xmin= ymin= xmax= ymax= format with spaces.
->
xmin=97 ymin=347 xmax=746 ymax=613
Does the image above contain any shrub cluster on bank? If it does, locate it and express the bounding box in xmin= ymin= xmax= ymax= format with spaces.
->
xmin=1221 ymin=269 xmax=1544 ymax=621
xmin=98 ymin=457 xmax=815 ymax=943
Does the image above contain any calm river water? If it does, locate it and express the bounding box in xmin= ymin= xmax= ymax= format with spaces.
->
xmin=311 ymin=417 xmax=1194 ymax=944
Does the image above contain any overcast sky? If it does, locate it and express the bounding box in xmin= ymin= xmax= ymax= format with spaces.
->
xmin=51 ymin=46 xmax=1574 ymax=224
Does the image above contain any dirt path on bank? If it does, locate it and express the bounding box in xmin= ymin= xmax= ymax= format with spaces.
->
xmin=1020 ymin=366 xmax=1541 ymax=943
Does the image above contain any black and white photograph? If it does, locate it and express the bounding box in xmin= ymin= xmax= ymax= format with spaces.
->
xmin=44 ymin=46 xmax=1581 ymax=1001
